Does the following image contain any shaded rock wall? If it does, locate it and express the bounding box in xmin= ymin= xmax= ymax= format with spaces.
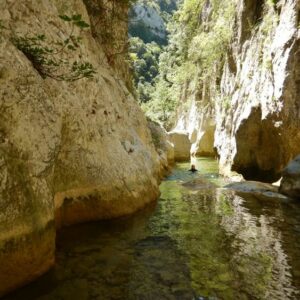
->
xmin=0 ymin=0 xmax=163 ymax=296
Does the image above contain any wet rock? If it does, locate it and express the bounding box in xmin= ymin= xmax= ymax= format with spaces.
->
xmin=279 ymin=154 xmax=300 ymax=199
xmin=225 ymin=181 xmax=290 ymax=201
xmin=182 ymin=177 xmax=217 ymax=190
xmin=168 ymin=130 xmax=191 ymax=161
xmin=129 ymin=235 xmax=195 ymax=299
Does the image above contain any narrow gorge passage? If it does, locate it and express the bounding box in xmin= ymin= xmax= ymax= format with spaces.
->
xmin=1 ymin=0 xmax=300 ymax=299
xmin=4 ymin=158 xmax=300 ymax=299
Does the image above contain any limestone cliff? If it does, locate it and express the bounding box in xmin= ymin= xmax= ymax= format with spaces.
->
xmin=0 ymin=0 xmax=163 ymax=296
xmin=173 ymin=0 xmax=300 ymax=182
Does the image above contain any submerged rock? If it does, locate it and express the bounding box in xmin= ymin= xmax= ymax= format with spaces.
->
xmin=182 ymin=177 xmax=217 ymax=190
xmin=279 ymin=154 xmax=300 ymax=199
xmin=129 ymin=236 xmax=194 ymax=299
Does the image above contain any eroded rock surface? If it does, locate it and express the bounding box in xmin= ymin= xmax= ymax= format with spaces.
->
xmin=173 ymin=95 xmax=215 ymax=157
xmin=280 ymin=154 xmax=300 ymax=199
xmin=148 ymin=120 xmax=174 ymax=176
xmin=0 ymin=0 xmax=164 ymax=296
xmin=168 ymin=130 xmax=191 ymax=161
xmin=174 ymin=0 xmax=300 ymax=181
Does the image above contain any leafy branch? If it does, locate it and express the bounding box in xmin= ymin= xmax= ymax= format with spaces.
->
xmin=11 ymin=14 xmax=96 ymax=82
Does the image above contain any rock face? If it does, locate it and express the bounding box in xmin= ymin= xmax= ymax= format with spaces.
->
xmin=129 ymin=0 xmax=178 ymax=44
xmin=130 ymin=4 xmax=166 ymax=41
xmin=148 ymin=120 xmax=174 ymax=176
xmin=279 ymin=154 xmax=300 ymax=199
xmin=174 ymin=98 xmax=215 ymax=157
xmin=174 ymin=0 xmax=300 ymax=181
xmin=0 ymin=0 xmax=164 ymax=296
xmin=168 ymin=130 xmax=191 ymax=161
xmin=215 ymin=0 xmax=300 ymax=181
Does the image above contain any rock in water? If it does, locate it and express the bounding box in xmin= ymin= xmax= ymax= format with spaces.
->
xmin=280 ymin=155 xmax=300 ymax=199
xmin=182 ymin=177 xmax=217 ymax=190
xmin=129 ymin=236 xmax=195 ymax=299
xmin=225 ymin=181 xmax=290 ymax=201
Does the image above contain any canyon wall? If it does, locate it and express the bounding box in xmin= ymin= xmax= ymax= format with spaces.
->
xmin=173 ymin=0 xmax=300 ymax=181
xmin=0 ymin=0 xmax=164 ymax=296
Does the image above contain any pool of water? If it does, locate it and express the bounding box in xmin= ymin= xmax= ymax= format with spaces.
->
xmin=5 ymin=158 xmax=300 ymax=299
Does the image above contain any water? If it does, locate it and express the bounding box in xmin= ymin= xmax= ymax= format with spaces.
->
xmin=5 ymin=158 xmax=300 ymax=299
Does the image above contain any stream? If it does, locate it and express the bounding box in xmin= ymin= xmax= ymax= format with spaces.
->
xmin=5 ymin=158 xmax=300 ymax=300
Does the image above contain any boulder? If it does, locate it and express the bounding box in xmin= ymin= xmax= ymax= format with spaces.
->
xmin=279 ymin=155 xmax=300 ymax=199
xmin=225 ymin=181 xmax=289 ymax=201
xmin=168 ymin=131 xmax=191 ymax=161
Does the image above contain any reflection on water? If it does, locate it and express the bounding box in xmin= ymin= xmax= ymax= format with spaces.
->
xmin=5 ymin=158 xmax=300 ymax=299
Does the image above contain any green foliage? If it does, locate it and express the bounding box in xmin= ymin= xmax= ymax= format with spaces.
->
xmin=129 ymin=37 xmax=162 ymax=101
xmin=184 ymin=0 xmax=235 ymax=80
xmin=141 ymin=0 xmax=236 ymax=127
xmin=12 ymin=14 xmax=96 ymax=81
xmin=59 ymin=14 xmax=90 ymax=28
xmin=141 ymin=79 xmax=177 ymax=127
xmin=129 ymin=21 xmax=167 ymax=45
xmin=129 ymin=0 xmax=178 ymax=45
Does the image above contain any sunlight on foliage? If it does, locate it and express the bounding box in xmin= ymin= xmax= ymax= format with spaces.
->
xmin=11 ymin=14 xmax=96 ymax=82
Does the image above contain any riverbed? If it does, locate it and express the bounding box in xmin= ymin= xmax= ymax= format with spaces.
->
xmin=5 ymin=158 xmax=300 ymax=299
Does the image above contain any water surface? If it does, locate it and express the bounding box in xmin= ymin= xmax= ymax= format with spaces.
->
xmin=5 ymin=158 xmax=300 ymax=299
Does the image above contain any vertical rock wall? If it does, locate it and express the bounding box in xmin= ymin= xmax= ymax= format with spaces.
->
xmin=0 ymin=0 xmax=162 ymax=296
xmin=174 ymin=0 xmax=300 ymax=181
xmin=215 ymin=0 xmax=300 ymax=181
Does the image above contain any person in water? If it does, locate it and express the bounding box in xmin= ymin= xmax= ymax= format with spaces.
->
xmin=189 ymin=164 xmax=198 ymax=172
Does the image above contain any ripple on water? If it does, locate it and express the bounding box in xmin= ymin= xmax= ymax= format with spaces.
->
xmin=4 ymin=158 xmax=300 ymax=300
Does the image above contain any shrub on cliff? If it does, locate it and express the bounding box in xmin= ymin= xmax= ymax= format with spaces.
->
xmin=11 ymin=14 xmax=96 ymax=82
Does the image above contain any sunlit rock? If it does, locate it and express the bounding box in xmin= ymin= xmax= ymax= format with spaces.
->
xmin=174 ymin=0 xmax=300 ymax=181
xmin=279 ymin=154 xmax=300 ymax=199
xmin=0 ymin=0 xmax=162 ymax=296
xmin=167 ymin=130 xmax=191 ymax=161
xmin=148 ymin=120 xmax=174 ymax=176
xmin=173 ymin=98 xmax=215 ymax=157
xmin=225 ymin=181 xmax=290 ymax=201
xmin=214 ymin=0 xmax=300 ymax=181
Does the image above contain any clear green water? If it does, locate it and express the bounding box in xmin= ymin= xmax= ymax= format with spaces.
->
xmin=5 ymin=158 xmax=300 ymax=299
